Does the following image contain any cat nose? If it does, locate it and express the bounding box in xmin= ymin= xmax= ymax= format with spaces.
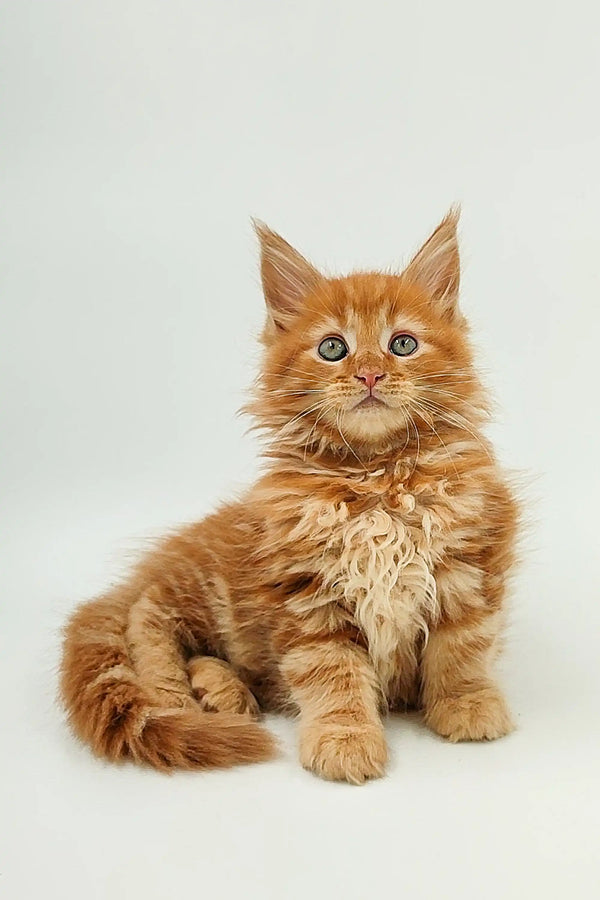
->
xmin=355 ymin=371 xmax=386 ymax=391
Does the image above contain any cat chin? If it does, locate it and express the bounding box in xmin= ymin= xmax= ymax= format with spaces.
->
xmin=342 ymin=407 xmax=407 ymax=442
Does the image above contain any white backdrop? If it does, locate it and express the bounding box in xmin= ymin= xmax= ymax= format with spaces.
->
xmin=2 ymin=2 xmax=599 ymax=898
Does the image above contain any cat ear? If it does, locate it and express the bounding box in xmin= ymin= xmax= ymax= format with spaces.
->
xmin=402 ymin=207 xmax=461 ymax=322
xmin=253 ymin=220 xmax=322 ymax=330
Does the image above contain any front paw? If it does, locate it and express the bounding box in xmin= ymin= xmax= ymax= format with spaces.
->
xmin=425 ymin=685 xmax=515 ymax=742
xmin=300 ymin=722 xmax=388 ymax=785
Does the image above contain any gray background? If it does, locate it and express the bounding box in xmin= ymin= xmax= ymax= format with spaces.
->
xmin=2 ymin=2 xmax=599 ymax=898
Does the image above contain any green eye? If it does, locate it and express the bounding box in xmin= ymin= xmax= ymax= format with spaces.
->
xmin=318 ymin=336 xmax=348 ymax=362
xmin=389 ymin=334 xmax=418 ymax=357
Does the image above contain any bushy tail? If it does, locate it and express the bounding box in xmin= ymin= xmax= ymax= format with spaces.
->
xmin=60 ymin=592 xmax=276 ymax=771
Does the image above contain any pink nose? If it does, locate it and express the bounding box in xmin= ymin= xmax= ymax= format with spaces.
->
xmin=355 ymin=371 xmax=386 ymax=391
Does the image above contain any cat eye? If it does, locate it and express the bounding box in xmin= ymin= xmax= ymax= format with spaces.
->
xmin=318 ymin=336 xmax=348 ymax=362
xmin=389 ymin=334 xmax=418 ymax=357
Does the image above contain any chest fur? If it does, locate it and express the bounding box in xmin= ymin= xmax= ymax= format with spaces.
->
xmin=289 ymin=491 xmax=451 ymax=691
xmin=329 ymin=506 xmax=438 ymax=689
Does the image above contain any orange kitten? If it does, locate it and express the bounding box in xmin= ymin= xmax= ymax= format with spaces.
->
xmin=61 ymin=210 xmax=518 ymax=783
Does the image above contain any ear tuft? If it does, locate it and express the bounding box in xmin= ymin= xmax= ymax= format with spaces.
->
xmin=253 ymin=220 xmax=322 ymax=330
xmin=402 ymin=206 xmax=462 ymax=321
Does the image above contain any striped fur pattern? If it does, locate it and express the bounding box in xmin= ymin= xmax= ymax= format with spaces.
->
xmin=61 ymin=210 xmax=519 ymax=783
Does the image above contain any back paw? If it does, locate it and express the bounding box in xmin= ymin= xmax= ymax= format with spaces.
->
xmin=187 ymin=656 xmax=260 ymax=718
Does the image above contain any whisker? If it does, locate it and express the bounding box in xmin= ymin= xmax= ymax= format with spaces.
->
xmin=303 ymin=401 xmax=336 ymax=460
xmin=264 ymin=366 xmax=325 ymax=380
xmin=423 ymin=387 xmax=475 ymax=400
xmin=412 ymin=373 xmax=477 ymax=382
xmin=396 ymin=399 xmax=413 ymax=455
xmin=336 ymin=410 xmax=367 ymax=470
xmin=406 ymin=409 xmax=420 ymax=476
xmin=419 ymin=387 xmax=487 ymax=413
xmin=271 ymin=399 xmax=331 ymax=441
xmin=264 ymin=389 xmax=326 ymax=397
xmin=414 ymin=397 xmax=493 ymax=459
xmin=411 ymin=400 xmax=461 ymax=480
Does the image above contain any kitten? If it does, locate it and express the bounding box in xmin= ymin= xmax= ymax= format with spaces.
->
xmin=61 ymin=210 xmax=518 ymax=783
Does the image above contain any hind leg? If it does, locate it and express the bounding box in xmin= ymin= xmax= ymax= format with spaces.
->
xmin=188 ymin=657 xmax=260 ymax=718
xmin=127 ymin=586 xmax=197 ymax=710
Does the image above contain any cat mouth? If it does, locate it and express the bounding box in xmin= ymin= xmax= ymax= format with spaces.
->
xmin=353 ymin=395 xmax=387 ymax=410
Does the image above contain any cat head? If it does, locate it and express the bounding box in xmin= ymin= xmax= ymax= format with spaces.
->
xmin=250 ymin=209 xmax=486 ymax=459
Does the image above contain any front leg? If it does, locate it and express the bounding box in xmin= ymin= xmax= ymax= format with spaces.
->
xmin=421 ymin=608 xmax=514 ymax=742
xmin=280 ymin=636 xmax=387 ymax=784
xmin=423 ymin=479 xmax=518 ymax=742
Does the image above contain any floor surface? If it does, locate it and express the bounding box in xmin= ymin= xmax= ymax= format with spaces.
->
xmin=2 ymin=508 xmax=598 ymax=900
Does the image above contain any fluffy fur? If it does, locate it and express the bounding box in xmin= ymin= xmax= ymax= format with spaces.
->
xmin=60 ymin=210 xmax=519 ymax=783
